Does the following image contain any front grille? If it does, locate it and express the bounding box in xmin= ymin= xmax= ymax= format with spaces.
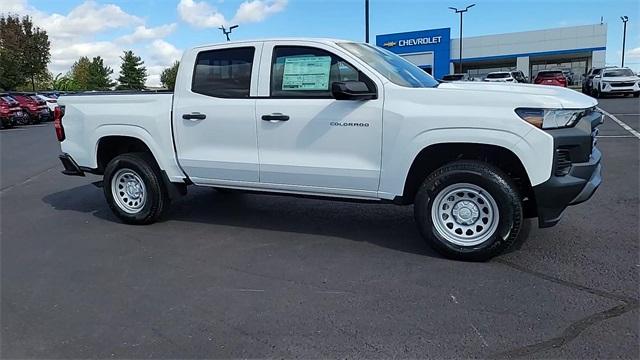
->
xmin=555 ymin=149 xmax=572 ymax=176
xmin=610 ymin=82 xmax=635 ymax=87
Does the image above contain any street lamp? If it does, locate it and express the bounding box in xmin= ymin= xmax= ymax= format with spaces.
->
xmin=449 ymin=3 xmax=475 ymax=74
xmin=365 ymin=0 xmax=370 ymax=43
xmin=219 ymin=25 xmax=239 ymax=42
xmin=621 ymin=16 xmax=628 ymax=67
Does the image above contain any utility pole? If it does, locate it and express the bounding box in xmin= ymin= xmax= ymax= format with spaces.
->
xmin=365 ymin=0 xmax=370 ymax=43
xmin=219 ymin=25 xmax=239 ymax=42
xmin=621 ymin=16 xmax=628 ymax=67
xmin=449 ymin=4 xmax=475 ymax=74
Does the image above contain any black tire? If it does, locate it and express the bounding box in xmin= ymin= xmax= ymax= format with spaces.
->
xmin=634 ymin=92 xmax=639 ymax=98
xmin=414 ymin=160 xmax=523 ymax=261
xmin=103 ymin=152 xmax=169 ymax=225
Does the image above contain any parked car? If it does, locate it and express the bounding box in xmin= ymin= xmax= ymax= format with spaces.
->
xmin=550 ymin=68 xmax=574 ymax=85
xmin=56 ymin=39 xmax=603 ymax=261
xmin=483 ymin=71 xmax=516 ymax=82
xmin=35 ymin=93 xmax=58 ymax=113
xmin=590 ymin=67 xmax=640 ymax=98
xmin=1 ymin=94 xmax=25 ymax=128
xmin=510 ymin=70 xmax=528 ymax=83
xmin=441 ymin=73 xmax=473 ymax=82
xmin=9 ymin=93 xmax=51 ymax=124
xmin=534 ymin=70 xmax=567 ymax=87
xmin=581 ymin=67 xmax=612 ymax=94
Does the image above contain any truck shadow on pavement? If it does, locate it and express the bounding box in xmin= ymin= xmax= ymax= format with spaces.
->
xmin=43 ymin=183 xmax=441 ymax=258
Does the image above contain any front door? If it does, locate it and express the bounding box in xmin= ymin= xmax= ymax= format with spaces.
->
xmin=173 ymin=43 xmax=262 ymax=185
xmin=255 ymin=43 xmax=384 ymax=197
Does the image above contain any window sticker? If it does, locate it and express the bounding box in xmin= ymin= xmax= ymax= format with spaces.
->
xmin=282 ymin=56 xmax=331 ymax=91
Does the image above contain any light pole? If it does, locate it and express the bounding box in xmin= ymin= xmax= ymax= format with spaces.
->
xmin=219 ymin=25 xmax=239 ymax=42
xmin=449 ymin=4 xmax=475 ymax=74
xmin=365 ymin=0 xmax=370 ymax=43
xmin=621 ymin=16 xmax=628 ymax=67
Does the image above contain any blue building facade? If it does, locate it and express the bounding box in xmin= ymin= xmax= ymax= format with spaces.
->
xmin=376 ymin=28 xmax=451 ymax=80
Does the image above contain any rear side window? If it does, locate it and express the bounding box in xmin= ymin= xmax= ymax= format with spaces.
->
xmin=270 ymin=46 xmax=374 ymax=98
xmin=192 ymin=47 xmax=255 ymax=98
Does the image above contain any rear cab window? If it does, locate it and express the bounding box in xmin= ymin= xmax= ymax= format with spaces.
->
xmin=192 ymin=47 xmax=255 ymax=98
xmin=486 ymin=73 xmax=509 ymax=79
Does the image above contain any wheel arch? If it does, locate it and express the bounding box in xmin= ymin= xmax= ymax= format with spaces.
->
xmin=398 ymin=142 xmax=538 ymax=218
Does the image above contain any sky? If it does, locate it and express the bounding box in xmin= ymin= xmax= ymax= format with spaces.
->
xmin=3 ymin=0 xmax=639 ymax=86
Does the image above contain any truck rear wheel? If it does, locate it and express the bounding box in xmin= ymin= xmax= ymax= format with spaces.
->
xmin=414 ymin=160 xmax=523 ymax=261
xmin=103 ymin=152 xmax=169 ymax=225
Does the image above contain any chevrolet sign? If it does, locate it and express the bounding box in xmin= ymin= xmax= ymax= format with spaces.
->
xmin=397 ymin=36 xmax=442 ymax=47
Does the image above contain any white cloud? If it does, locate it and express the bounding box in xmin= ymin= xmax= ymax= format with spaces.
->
xmin=178 ymin=0 xmax=227 ymax=28
xmin=2 ymin=0 xmax=181 ymax=87
xmin=626 ymin=47 xmax=640 ymax=60
xmin=233 ymin=0 xmax=287 ymax=24
xmin=177 ymin=0 xmax=287 ymax=28
xmin=118 ymin=23 xmax=178 ymax=44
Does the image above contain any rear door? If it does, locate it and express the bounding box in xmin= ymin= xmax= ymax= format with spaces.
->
xmin=254 ymin=41 xmax=384 ymax=197
xmin=173 ymin=43 xmax=262 ymax=185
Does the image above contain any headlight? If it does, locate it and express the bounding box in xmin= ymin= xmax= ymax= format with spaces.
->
xmin=515 ymin=108 xmax=583 ymax=129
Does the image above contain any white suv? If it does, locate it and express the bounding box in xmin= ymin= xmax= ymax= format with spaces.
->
xmin=591 ymin=67 xmax=640 ymax=98
xmin=483 ymin=72 xmax=516 ymax=82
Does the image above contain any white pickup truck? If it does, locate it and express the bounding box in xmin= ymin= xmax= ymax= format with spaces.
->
xmin=56 ymin=39 xmax=603 ymax=261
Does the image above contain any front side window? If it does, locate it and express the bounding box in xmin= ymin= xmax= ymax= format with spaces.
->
xmin=270 ymin=46 xmax=372 ymax=98
xmin=192 ymin=47 xmax=255 ymax=98
xmin=338 ymin=42 xmax=439 ymax=88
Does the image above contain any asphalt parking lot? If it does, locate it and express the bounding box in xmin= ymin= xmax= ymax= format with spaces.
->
xmin=1 ymin=97 xmax=638 ymax=358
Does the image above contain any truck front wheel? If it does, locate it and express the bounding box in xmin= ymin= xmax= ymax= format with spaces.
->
xmin=414 ymin=160 xmax=523 ymax=261
xmin=103 ymin=152 xmax=169 ymax=225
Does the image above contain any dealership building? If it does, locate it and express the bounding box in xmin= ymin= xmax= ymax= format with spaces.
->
xmin=376 ymin=24 xmax=607 ymax=84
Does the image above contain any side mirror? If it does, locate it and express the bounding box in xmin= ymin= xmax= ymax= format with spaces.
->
xmin=331 ymin=81 xmax=377 ymax=100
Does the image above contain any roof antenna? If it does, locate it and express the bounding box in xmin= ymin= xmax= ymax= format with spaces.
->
xmin=219 ymin=25 xmax=239 ymax=42
xmin=600 ymin=16 xmax=603 ymax=25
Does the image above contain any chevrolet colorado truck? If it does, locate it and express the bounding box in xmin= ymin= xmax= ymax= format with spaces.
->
xmin=56 ymin=39 xmax=603 ymax=261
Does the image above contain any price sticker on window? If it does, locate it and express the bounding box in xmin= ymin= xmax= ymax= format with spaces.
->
xmin=282 ymin=56 xmax=332 ymax=91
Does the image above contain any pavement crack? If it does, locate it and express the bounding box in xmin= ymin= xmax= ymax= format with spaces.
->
xmin=491 ymin=259 xmax=640 ymax=358
xmin=495 ymin=259 xmax=638 ymax=304
xmin=0 ymin=165 xmax=59 ymax=193
xmin=489 ymin=301 xmax=638 ymax=359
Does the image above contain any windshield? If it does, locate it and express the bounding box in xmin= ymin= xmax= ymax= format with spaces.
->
xmin=338 ymin=42 xmax=439 ymax=88
xmin=603 ymin=69 xmax=635 ymax=77
xmin=486 ymin=73 xmax=509 ymax=79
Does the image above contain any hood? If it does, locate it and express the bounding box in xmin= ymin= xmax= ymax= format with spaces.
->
xmin=601 ymin=75 xmax=639 ymax=82
xmin=437 ymin=81 xmax=597 ymax=109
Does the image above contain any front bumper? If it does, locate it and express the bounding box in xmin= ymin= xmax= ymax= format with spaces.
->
xmin=601 ymin=82 xmax=640 ymax=94
xmin=532 ymin=110 xmax=603 ymax=228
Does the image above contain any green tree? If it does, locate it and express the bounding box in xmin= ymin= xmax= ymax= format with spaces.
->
xmin=160 ymin=61 xmax=179 ymax=90
xmin=52 ymin=73 xmax=78 ymax=91
xmin=88 ymin=56 xmax=115 ymax=90
xmin=69 ymin=56 xmax=92 ymax=90
xmin=0 ymin=15 xmax=50 ymax=91
xmin=117 ymin=50 xmax=147 ymax=90
xmin=0 ymin=15 xmax=26 ymax=90
xmin=21 ymin=16 xmax=50 ymax=91
xmin=69 ymin=56 xmax=115 ymax=90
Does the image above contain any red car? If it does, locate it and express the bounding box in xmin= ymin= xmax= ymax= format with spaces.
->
xmin=0 ymin=95 xmax=28 ymax=128
xmin=9 ymin=93 xmax=51 ymax=124
xmin=534 ymin=70 xmax=567 ymax=87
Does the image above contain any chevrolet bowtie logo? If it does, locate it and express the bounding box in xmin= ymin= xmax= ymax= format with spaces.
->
xmin=382 ymin=41 xmax=397 ymax=48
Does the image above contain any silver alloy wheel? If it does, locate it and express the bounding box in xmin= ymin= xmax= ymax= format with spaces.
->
xmin=431 ymin=183 xmax=499 ymax=247
xmin=111 ymin=168 xmax=146 ymax=214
